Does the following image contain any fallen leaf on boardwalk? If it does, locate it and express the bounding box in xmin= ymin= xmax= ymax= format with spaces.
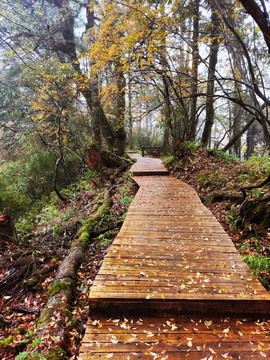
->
xmin=204 ymin=320 xmax=212 ymax=327
xmin=149 ymin=351 xmax=158 ymax=357
xmin=111 ymin=338 xmax=118 ymax=343
xmin=221 ymin=353 xmax=229 ymax=358
xmin=187 ymin=340 xmax=192 ymax=347
xmin=105 ymin=354 xmax=114 ymax=358
xmin=260 ymin=352 xmax=267 ymax=357
xmin=223 ymin=327 xmax=230 ymax=334
xmin=127 ymin=337 xmax=137 ymax=343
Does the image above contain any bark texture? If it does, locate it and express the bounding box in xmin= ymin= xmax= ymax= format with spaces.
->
xmin=201 ymin=4 xmax=220 ymax=147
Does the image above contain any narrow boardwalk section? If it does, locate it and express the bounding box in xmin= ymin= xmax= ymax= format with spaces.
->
xmin=80 ymin=154 xmax=270 ymax=359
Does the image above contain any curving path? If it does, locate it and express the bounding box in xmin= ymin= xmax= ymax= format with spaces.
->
xmin=79 ymin=154 xmax=270 ymax=359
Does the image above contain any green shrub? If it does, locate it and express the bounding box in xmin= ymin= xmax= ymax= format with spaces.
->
xmin=227 ymin=205 xmax=240 ymax=229
xmin=0 ymin=139 xmax=82 ymax=222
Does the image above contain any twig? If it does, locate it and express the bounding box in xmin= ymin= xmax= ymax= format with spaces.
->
xmin=11 ymin=305 xmax=40 ymax=315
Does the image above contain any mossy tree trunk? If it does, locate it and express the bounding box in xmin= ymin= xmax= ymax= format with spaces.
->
xmin=27 ymin=198 xmax=112 ymax=358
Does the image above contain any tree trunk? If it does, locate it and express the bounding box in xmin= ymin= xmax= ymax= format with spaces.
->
xmin=238 ymin=0 xmax=270 ymax=53
xmin=0 ymin=209 xmax=17 ymax=244
xmin=201 ymin=4 xmax=220 ymax=147
xmin=188 ymin=0 xmax=200 ymax=141
xmin=114 ymin=62 xmax=126 ymax=155
xmin=222 ymin=102 xmax=267 ymax=152
xmin=246 ymin=122 xmax=258 ymax=158
xmin=48 ymin=0 xmax=115 ymax=150
xmin=232 ymin=107 xmax=242 ymax=158
xmin=128 ymin=72 xmax=133 ymax=148
xmin=232 ymin=56 xmax=243 ymax=158
xmin=53 ymin=120 xmax=66 ymax=202
xmin=161 ymin=75 xmax=172 ymax=154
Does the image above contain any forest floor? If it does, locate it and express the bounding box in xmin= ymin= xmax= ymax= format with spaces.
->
xmin=0 ymin=147 xmax=269 ymax=359
xmin=0 ymin=164 xmax=138 ymax=359
xmin=165 ymin=145 xmax=270 ymax=290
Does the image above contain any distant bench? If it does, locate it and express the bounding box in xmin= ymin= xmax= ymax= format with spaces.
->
xmin=142 ymin=146 xmax=161 ymax=157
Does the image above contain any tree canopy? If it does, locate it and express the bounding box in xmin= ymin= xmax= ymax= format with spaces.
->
xmin=0 ymin=0 xmax=270 ymax=160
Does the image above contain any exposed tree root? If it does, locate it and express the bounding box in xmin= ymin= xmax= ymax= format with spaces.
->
xmin=239 ymin=173 xmax=270 ymax=233
xmin=240 ymin=173 xmax=270 ymax=201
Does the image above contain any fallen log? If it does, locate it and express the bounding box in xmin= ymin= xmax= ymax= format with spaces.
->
xmin=26 ymin=196 xmax=113 ymax=359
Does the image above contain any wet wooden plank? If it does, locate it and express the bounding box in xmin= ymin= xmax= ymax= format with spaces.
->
xmin=129 ymin=153 xmax=170 ymax=175
xmin=88 ymin=157 xmax=270 ymax=313
xmin=80 ymin=154 xmax=270 ymax=358
xmin=79 ymin=315 xmax=270 ymax=359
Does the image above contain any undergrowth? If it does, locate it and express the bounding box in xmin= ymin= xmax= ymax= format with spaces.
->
xmin=165 ymin=143 xmax=270 ymax=291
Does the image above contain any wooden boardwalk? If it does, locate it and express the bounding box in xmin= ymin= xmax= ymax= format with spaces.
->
xmin=79 ymin=154 xmax=270 ymax=359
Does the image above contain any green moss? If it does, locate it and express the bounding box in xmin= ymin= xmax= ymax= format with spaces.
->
xmin=256 ymin=204 xmax=264 ymax=214
xmin=72 ymin=231 xmax=90 ymax=248
xmin=46 ymin=347 xmax=68 ymax=360
xmin=74 ymin=198 xmax=112 ymax=244
xmin=48 ymin=279 xmax=72 ymax=299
